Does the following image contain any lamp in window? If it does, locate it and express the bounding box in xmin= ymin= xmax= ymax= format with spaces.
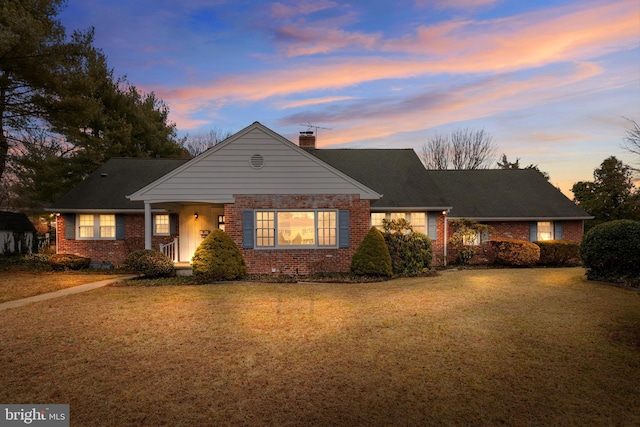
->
xmin=194 ymin=212 xmax=198 ymax=220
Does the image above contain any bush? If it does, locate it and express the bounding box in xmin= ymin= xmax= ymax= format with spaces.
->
xmin=191 ymin=229 xmax=246 ymax=281
xmin=534 ymin=240 xmax=581 ymax=266
xmin=123 ymin=250 xmax=175 ymax=278
xmin=489 ymin=239 xmax=540 ymax=267
xmin=580 ymin=220 xmax=640 ymax=287
xmin=49 ymin=253 xmax=91 ymax=271
xmin=382 ymin=219 xmax=433 ymax=274
xmin=448 ymin=219 xmax=493 ymax=265
xmin=350 ymin=227 xmax=393 ymax=277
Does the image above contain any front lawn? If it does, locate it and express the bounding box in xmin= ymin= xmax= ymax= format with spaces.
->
xmin=0 ymin=270 xmax=118 ymax=303
xmin=0 ymin=268 xmax=638 ymax=426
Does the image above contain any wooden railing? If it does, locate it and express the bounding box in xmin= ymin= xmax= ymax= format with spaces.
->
xmin=159 ymin=238 xmax=178 ymax=262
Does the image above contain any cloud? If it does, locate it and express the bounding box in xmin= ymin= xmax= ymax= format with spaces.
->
xmin=272 ymin=25 xmax=380 ymax=56
xmin=269 ymin=0 xmax=338 ymax=19
xmin=277 ymin=96 xmax=357 ymax=109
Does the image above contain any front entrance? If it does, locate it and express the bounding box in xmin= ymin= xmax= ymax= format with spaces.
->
xmin=178 ymin=204 xmax=224 ymax=262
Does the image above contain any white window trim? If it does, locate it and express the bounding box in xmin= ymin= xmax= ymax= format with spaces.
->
xmin=255 ymin=210 xmax=338 ymax=249
xmin=371 ymin=212 xmax=427 ymax=234
xmin=537 ymin=221 xmax=554 ymax=241
xmin=76 ymin=214 xmax=116 ymax=240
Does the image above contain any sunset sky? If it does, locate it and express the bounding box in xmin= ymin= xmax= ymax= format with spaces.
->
xmin=59 ymin=0 xmax=640 ymax=196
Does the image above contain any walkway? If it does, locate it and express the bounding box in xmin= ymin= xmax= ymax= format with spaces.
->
xmin=0 ymin=275 xmax=135 ymax=312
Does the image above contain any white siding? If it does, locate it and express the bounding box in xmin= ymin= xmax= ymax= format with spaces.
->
xmin=129 ymin=123 xmax=380 ymax=204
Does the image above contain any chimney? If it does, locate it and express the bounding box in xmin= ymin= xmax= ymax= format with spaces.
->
xmin=298 ymin=131 xmax=316 ymax=150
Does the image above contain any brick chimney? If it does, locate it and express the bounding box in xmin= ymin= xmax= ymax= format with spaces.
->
xmin=298 ymin=131 xmax=316 ymax=150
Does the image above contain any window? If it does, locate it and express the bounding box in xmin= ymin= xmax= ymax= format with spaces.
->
xmin=371 ymin=213 xmax=385 ymax=230
xmin=371 ymin=212 xmax=426 ymax=234
xmin=99 ymin=215 xmax=115 ymax=238
xmin=78 ymin=214 xmax=95 ymax=238
xmin=255 ymin=210 xmax=338 ymax=248
xmin=256 ymin=211 xmax=275 ymax=247
xmin=537 ymin=221 xmax=553 ymax=241
xmin=154 ymin=214 xmax=170 ymax=235
xmin=218 ymin=215 xmax=225 ymax=232
xmin=317 ymin=211 xmax=337 ymax=246
xmin=77 ymin=214 xmax=116 ymax=240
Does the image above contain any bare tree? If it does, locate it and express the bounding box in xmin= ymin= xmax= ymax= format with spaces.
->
xmin=420 ymin=128 xmax=497 ymax=170
xmin=621 ymin=117 xmax=640 ymax=173
xmin=183 ymin=127 xmax=233 ymax=157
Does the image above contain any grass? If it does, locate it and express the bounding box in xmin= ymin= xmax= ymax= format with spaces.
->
xmin=0 ymin=269 xmax=118 ymax=303
xmin=0 ymin=268 xmax=638 ymax=426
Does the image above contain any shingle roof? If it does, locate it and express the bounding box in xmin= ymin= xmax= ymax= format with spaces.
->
xmin=0 ymin=211 xmax=36 ymax=232
xmin=309 ymin=149 xmax=451 ymax=209
xmin=425 ymin=169 xmax=592 ymax=219
xmin=50 ymin=158 xmax=188 ymax=211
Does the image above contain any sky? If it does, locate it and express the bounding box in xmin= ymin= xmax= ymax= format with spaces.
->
xmin=58 ymin=0 xmax=640 ymax=196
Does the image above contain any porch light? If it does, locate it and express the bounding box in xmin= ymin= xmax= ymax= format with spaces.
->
xmin=194 ymin=212 xmax=198 ymax=220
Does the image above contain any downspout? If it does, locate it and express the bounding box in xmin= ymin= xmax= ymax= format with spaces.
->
xmin=442 ymin=210 xmax=449 ymax=266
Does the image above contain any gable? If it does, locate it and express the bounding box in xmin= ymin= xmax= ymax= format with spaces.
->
xmin=0 ymin=211 xmax=36 ymax=233
xmin=129 ymin=122 xmax=381 ymax=204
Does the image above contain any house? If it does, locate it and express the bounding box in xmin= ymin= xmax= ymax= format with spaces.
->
xmin=48 ymin=122 xmax=592 ymax=273
xmin=0 ymin=211 xmax=37 ymax=255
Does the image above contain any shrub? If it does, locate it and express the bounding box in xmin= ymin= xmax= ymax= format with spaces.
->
xmin=350 ymin=227 xmax=393 ymax=277
xmin=448 ymin=219 xmax=493 ymax=265
xmin=534 ymin=240 xmax=581 ymax=266
xmin=191 ymin=229 xmax=246 ymax=281
xmin=580 ymin=220 xmax=640 ymax=287
xmin=489 ymin=239 xmax=540 ymax=267
xmin=49 ymin=253 xmax=91 ymax=271
xmin=382 ymin=219 xmax=433 ymax=274
xmin=123 ymin=250 xmax=175 ymax=278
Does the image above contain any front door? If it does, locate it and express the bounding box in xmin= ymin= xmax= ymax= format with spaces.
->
xmin=178 ymin=204 xmax=224 ymax=262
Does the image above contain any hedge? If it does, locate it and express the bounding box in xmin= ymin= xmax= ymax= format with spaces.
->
xmin=489 ymin=239 xmax=540 ymax=267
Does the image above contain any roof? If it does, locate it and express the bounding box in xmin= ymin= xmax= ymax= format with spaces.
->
xmin=309 ymin=149 xmax=451 ymax=210
xmin=0 ymin=211 xmax=36 ymax=232
xmin=425 ymin=169 xmax=592 ymax=220
xmin=50 ymin=158 xmax=188 ymax=211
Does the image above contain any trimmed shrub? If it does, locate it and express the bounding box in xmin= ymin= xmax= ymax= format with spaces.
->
xmin=489 ymin=239 xmax=540 ymax=267
xmin=534 ymin=240 xmax=581 ymax=266
xmin=448 ymin=219 xmax=494 ymax=265
xmin=580 ymin=220 xmax=640 ymax=287
xmin=124 ymin=250 xmax=175 ymax=278
xmin=191 ymin=229 xmax=246 ymax=281
xmin=49 ymin=253 xmax=91 ymax=271
xmin=350 ymin=227 xmax=393 ymax=277
xmin=382 ymin=219 xmax=433 ymax=274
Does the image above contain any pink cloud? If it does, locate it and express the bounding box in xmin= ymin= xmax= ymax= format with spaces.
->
xmin=274 ymin=25 xmax=380 ymax=56
xmin=269 ymin=0 xmax=338 ymax=19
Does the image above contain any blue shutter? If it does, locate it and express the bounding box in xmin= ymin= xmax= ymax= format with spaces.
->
xmin=242 ymin=210 xmax=254 ymax=248
xmin=115 ymin=214 xmax=125 ymax=240
xmin=428 ymin=212 xmax=437 ymax=241
xmin=169 ymin=214 xmax=178 ymax=235
xmin=554 ymin=221 xmax=563 ymax=240
xmin=338 ymin=210 xmax=350 ymax=248
xmin=64 ymin=215 xmax=75 ymax=240
xmin=529 ymin=222 xmax=538 ymax=242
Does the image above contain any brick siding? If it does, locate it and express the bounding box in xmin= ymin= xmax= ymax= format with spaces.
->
xmin=56 ymin=214 xmax=178 ymax=267
xmin=225 ymin=194 xmax=370 ymax=275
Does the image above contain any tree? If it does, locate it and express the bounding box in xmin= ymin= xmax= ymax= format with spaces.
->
xmin=497 ymin=153 xmax=550 ymax=181
xmin=572 ymin=156 xmax=640 ymax=229
xmin=621 ymin=117 xmax=640 ymax=173
xmin=183 ymin=128 xmax=232 ymax=156
xmin=0 ymin=0 xmax=81 ymax=180
xmin=420 ymin=128 xmax=497 ymax=170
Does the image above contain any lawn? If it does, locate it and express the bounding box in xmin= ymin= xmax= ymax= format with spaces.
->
xmin=0 ymin=270 xmax=118 ymax=303
xmin=0 ymin=268 xmax=638 ymax=426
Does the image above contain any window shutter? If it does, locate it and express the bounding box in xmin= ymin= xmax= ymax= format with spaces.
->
xmin=242 ymin=210 xmax=254 ymax=248
xmin=116 ymin=214 xmax=125 ymax=240
xmin=169 ymin=214 xmax=178 ymax=235
xmin=554 ymin=221 xmax=563 ymax=240
xmin=64 ymin=215 xmax=75 ymax=240
xmin=529 ymin=222 xmax=538 ymax=242
xmin=428 ymin=212 xmax=437 ymax=241
xmin=338 ymin=210 xmax=350 ymax=248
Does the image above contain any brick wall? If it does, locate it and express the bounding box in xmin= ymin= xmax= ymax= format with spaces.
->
xmin=56 ymin=214 xmax=178 ymax=267
xmin=444 ymin=219 xmax=585 ymax=265
xmin=225 ymin=194 xmax=370 ymax=275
